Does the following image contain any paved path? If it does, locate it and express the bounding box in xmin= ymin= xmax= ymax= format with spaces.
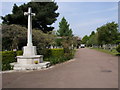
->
xmin=2 ymin=48 xmax=118 ymax=88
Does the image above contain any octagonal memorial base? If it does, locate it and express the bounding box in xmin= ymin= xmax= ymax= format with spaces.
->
xmin=17 ymin=55 xmax=43 ymax=64
xmin=11 ymin=55 xmax=50 ymax=70
xmin=11 ymin=62 xmax=50 ymax=70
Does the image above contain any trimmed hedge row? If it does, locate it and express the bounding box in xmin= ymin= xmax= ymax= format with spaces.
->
xmin=2 ymin=51 xmax=23 ymax=71
xmin=45 ymin=48 xmax=64 ymax=58
xmin=44 ymin=48 xmax=75 ymax=65
xmin=2 ymin=49 xmax=75 ymax=71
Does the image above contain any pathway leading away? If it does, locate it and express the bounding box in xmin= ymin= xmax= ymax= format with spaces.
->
xmin=2 ymin=48 xmax=118 ymax=88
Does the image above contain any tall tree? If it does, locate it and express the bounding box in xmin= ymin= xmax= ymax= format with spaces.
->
xmin=2 ymin=2 xmax=59 ymax=33
xmin=87 ymin=33 xmax=98 ymax=46
xmin=89 ymin=31 xmax=95 ymax=37
xmin=57 ymin=17 xmax=73 ymax=37
xmin=81 ymin=35 xmax=89 ymax=44
xmin=97 ymin=22 xmax=118 ymax=45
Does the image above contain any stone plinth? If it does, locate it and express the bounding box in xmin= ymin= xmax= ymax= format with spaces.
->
xmin=11 ymin=55 xmax=51 ymax=70
xmin=23 ymin=46 xmax=37 ymax=56
xmin=17 ymin=55 xmax=43 ymax=64
xmin=11 ymin=62 xmax=50 ymax=70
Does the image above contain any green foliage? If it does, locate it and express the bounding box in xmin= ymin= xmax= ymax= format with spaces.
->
xmin=57 ymin=17 xmax=73 ymax=37
xmin=33 ymin=30 xmax=54 ymax=55
xmin=116 ymin=45 xmax=120 ymax=53
xmin=83 ymin=22 xmax=119 ymax=47
xmin=61 ymin=37 xmax=72 ymax=52
xmin=2 ymin=24 xmax=27 ymax=50
xmin=44 ymin=48 xmax=64 ymax=58
xmin=87 ymin=33 xmax=98 ymax=46
xmin=2 ymin=2 xmax=59 ymax=32
xmin=2 ymin=24 xmax=54 ymax=52
xmin=56 ymin=17 xmax=80 ymax=50
xmin=2 ymin=51 xmax=23 ymax=71
xmin=97 ymin=22 xmax=118 ymax=45
xmin=71 ymin=36 xmax=81 ymax=49
xmin=81 ymin=35 xmax=89 ymax=44
xmin=2 ymin=49 xmax=75 ymax=70
xmin=90 ymin=31 xmax=95 ymax=37
xmin=17 ymin=51 xmax=23 ymax=56
xmin=116 ymin=33 xmax=120 ymax=44
xmin=2 ymin=51 xmax=16 ymax=71
xmin=91 ymin=48 xmax=119 ymax=56
xmin=49 ymin=48 xmax=64 ymax=57
xmin=55 ymin=38 xmax=63 ymax=46
xmin=82 ymin=31 xmax=98 ymax=47
xmin=44 ymin=49 xmax=75 ymax=65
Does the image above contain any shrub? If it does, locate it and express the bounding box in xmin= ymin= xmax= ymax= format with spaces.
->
xmin=116 ymin=45 xmax=120 ymax=53
xmin=44 ymin=48 xmax=75 ymax=65
xmin=49 ymin=48 xmax=64 ymax=57
xmin=2 ymin=49 xmax=75 ymax=70
xmin=2 ymin=50 xmax=23 ymax=71
xmin=17 ymin=51 xmax=23 ymax=56
xmin=43 ymin=48 xmax=64 ymax=58
xmin=2 ymin=51 xmax=17 ymax=71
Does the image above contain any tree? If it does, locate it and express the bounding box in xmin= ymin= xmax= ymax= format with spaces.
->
xmin=81 ymin=35 xmax=89 ymax=44
xmin=115 ymin=32 xmax=120 ymax=44
xmin=89 ymin=31 xmax=95 ymax=37
xmin=97 ymin=22 xmax=118 ymax=45
xmin=87 ymin=34 xmax=98 ymax=47
xmin=57 ymin=17 xmax=73 ymax=37
xmin=2 ymin=24 xmax=27 ymax=50
xmin=2 ymin=2 xmax=59 ymax=33
xmin=116 ymin=44 xmax=120 ymax=53
xmin=2 ymin=24 xmax=54 ymax=53
xmin=86 ymin=31 xmax=98 ymax=47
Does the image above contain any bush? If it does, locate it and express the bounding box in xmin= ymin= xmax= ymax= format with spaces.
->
xmin=17 ymin=51 xmax=23 ymax=56
xmin=2 ymin=50 xmax=23 ymax=71
xmin=49 ymin=48 xmax=64 ymax=57
xmin=2 ymin=51 xmax=17 ymax=71
xmin=2 ymin=49 xmax=75 ymax=70
xmin=44 ymin=48 xmax=64 ymax=58
xmin=44 ymin=48 xmax=75 ymax=65
xmin=116 ymin=45 xmax=120 ymax=53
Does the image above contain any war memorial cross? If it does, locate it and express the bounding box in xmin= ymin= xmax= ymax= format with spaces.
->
xmin=24 ymin=7 xmax=35 ymax=46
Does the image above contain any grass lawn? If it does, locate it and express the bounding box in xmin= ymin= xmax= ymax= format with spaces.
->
xmin=90 ymin=47 xmax=120 ymax=56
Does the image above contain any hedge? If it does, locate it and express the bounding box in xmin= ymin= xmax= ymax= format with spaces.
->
xmin=2 ymin=51 xmax=23 ymax=71
xmin=2 ymin=49 xmax=75 ymax=71
xmin=44 ymin=48 xmax=75 ymax=65
xmin=17 ymin=51 xmax=23 ymax=56
xmin=46 ymin=48 xmax=64 ymax=58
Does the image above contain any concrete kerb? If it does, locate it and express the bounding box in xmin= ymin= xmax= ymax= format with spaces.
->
xmin=2 ymin=58 xmax=76 ymax=73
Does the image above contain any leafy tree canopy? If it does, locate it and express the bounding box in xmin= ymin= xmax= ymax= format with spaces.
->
xmin=82 ymin=22 xmax=119 ymax=46
xmin=2 ymin=24 xmax=54 ymax=53
xmin=89 ymin=31 xmax=95 ymax=37
xmin=81 ymin=35 xmax=89 ymax=44
xmin=97 ymin=22 xmax=118 ymax=44
xmin=2 ymin=2 xmax=59 ymax=33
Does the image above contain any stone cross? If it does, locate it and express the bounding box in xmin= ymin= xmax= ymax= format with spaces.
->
xmin=24 ymin=7 xmax=35 ymax=46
